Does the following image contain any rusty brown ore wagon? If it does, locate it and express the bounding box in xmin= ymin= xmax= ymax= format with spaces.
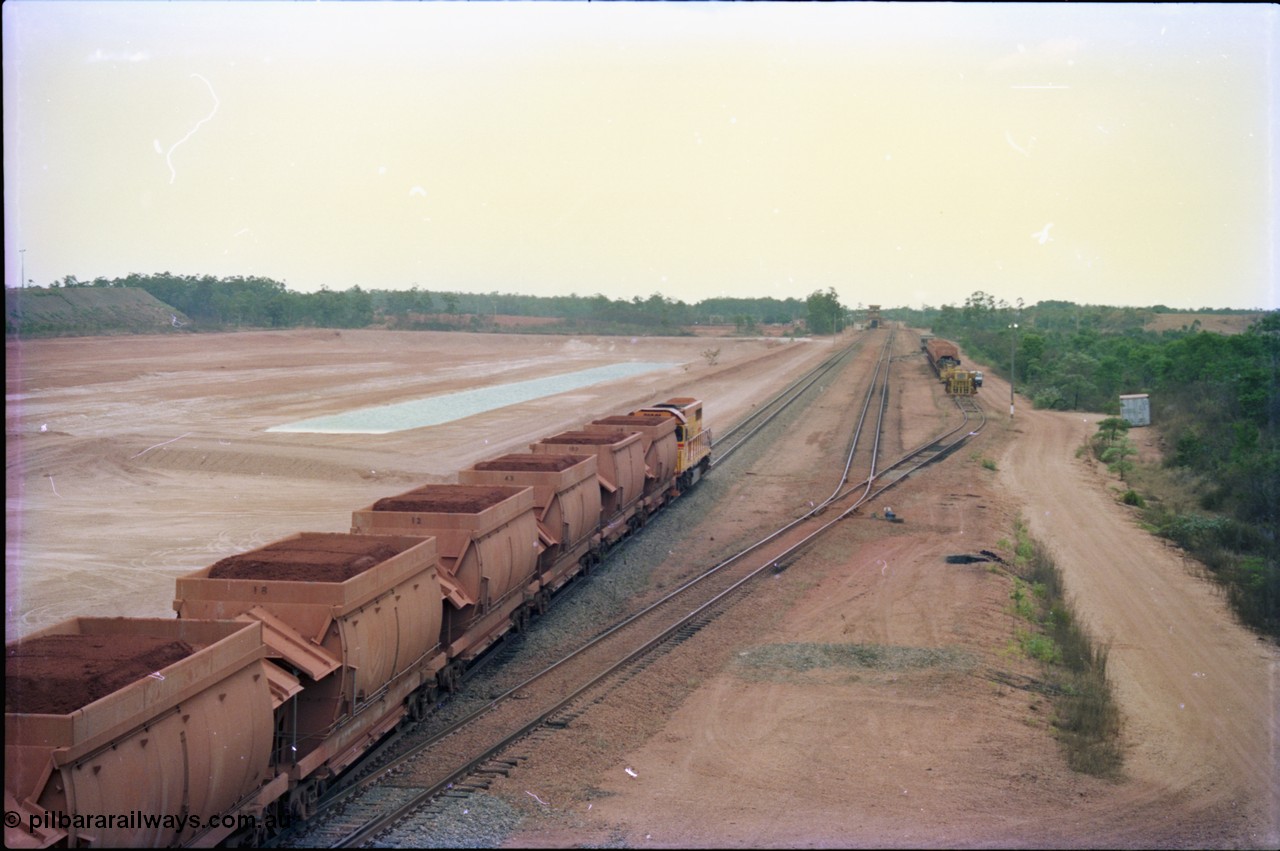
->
xmin=5 ymin=618 xmax=276 ymax=848
xmin=173 ymin=532 xmax=442 ymax=821
xmin=458 ymin=453 xmax=602 ymax=596
xmin=925 ymin=338 xmax=962 ymax=378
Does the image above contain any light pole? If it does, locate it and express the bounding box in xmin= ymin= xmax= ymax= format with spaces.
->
xmin=1008 ymin=321 xmax=1018 ymax=418
xmin=20 ymin=248 xmax=26 ymax=289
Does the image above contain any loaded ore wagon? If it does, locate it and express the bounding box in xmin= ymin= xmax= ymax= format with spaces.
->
xmin=925 ymin=338 xmax=961 ymax=378
xmin=585 ymin=414 xmax=678 ymax=505
xmin=924 ymin=338 xmax=979 ymax=396
xmin=458 ymin=453 xmax=601 ymax=594
xmin=532 ymin=429 xmax=648 ymax=545
xmin=173 ymin=532 xmax=443 ymax=819
xmin=5 ymin=618 xmax=276 ymax=848
xmin=350 ymin=484 xmax=539 ymax=683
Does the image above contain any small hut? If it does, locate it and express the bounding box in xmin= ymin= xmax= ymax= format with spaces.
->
xmin=1119 ymin=393 xmax=1150 ymax=427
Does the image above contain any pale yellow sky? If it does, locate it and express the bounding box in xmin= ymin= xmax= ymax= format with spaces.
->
xmin=4 ymin=2 xmax=1276 ymax=309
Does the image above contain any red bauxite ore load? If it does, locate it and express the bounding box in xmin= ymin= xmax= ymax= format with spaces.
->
xmin=371 ymin=484 xmax=516 ymax=514
xmin=207 ymin=534 xmax=403 ymax=583
xmin=4 ymin=618 xmax=274 ymax=849
xmin=472 ymin=453 xmax=583 ymax=473
xmin=6 ymin=633 xmax=197 ymax=715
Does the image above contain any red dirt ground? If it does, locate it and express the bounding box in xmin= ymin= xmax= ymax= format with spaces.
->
xmin=5 ymin=328 xmax=1276 ymax=848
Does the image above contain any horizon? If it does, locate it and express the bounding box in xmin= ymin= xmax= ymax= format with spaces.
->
xmin=4 ymin=2 xmax=1277 ymax=311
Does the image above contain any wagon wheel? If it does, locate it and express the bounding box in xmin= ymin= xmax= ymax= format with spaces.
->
xmin=288 ymin=784 xmax=315 ymax=822
xmin=511 ymin=605 xmax=531 ymax=634
xmin=407 ymin=689 xmax=427 ymax=723
xmin=534 ymin=588 xmax=551 ymax=615
xmin=438 ymin=660 xmax=464 ymax=694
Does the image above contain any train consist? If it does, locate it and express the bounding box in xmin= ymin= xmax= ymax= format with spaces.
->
xmin=5 ymin=397 xmax=712 ymax=848
xmin=923 ymin=337 xmax=982 ymax=396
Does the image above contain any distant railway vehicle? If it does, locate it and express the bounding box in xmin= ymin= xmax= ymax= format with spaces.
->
xmin=924 ymin=337 xmax=980 ymax=396
xmin=5 ymin=397 xmax=713 ymax=848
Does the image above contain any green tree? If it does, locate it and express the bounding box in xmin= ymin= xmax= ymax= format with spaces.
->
xmin=1102 ymin=439 xmax=1138 ymax=482
xmin=805 ymin=287 xmax=844 ymax=335
xmin=1096 ymin=417 xmax=1131 ymax=446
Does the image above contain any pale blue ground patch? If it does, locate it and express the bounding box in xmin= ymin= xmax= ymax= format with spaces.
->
xmin=267 ymin=362 xmax=679 ymax=434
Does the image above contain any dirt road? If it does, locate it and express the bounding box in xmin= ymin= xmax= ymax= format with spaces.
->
xmin=996 ymin=374 xmax=1278 ymax=847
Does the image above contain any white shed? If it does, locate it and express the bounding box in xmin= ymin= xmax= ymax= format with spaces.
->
xmin=1119 ymin=393 xmax=1150 ymax=427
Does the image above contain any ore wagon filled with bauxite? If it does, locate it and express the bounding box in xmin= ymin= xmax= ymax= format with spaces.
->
xmin=925 ymin=338 xmax=962 ymax=378
xmin=458 ymin=452 xmax=601 ymax=597
xmin=173 ymin=531 xmax=443 ymax=819
xmin=585 ymin=414 xmax=679 ymax=506
xmin=350 ymin=483 xmax=539 ymax=686
xmin=532 ymin=429 xmax=648 ymax=545
xmin=5 ymin=618 xmax=276 ymax=847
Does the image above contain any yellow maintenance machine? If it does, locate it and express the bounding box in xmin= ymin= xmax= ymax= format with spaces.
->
xmin=945 ymin=370 xmax=979 ymax=396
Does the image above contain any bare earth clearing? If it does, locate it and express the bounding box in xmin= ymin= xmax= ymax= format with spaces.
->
xmin=5 ymin=329 xmax=1276 ymax=848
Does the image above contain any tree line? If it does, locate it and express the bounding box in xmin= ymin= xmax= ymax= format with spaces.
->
xmin=30 ymin=273 xmax=849 ymax=336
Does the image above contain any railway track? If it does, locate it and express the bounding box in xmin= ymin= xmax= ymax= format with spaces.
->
xmin=267 ymin=332 xmax=874 ymax=848
xmin=275 ymin=329 xmax=987 ymax=848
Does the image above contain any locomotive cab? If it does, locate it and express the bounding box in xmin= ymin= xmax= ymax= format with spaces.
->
xmin=633 ymin=397 xmax=712 ymax=488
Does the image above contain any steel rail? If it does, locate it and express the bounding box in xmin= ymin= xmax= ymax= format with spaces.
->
xmin=710 ymin=339 xmax=858 ymax=466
